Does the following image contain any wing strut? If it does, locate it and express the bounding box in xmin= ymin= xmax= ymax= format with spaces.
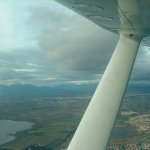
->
xmin=67 ymin=35 xmax=141 ymax=150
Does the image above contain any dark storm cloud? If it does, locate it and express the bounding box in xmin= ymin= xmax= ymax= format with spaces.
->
xmin=29 ymin=5 xmax=119 ymax=74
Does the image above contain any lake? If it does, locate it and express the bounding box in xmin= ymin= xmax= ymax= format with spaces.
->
xmin=0 ymin=120 xmax=33 ymax=145
xmin=111 ymin=126 xmax=136 ymax=139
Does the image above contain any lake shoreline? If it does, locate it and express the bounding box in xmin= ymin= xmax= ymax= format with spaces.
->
xmin=0 ymin=120 xmax=34 ymax=146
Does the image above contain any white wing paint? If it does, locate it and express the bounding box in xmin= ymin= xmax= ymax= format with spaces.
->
xmin=55 ymin=0 xmax=150 ymax=149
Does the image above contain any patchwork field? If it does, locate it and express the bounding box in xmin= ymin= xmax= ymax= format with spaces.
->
xmin=0 ymin=94 xmax=149 ymax=150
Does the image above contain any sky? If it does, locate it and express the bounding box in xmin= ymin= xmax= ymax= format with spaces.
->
xmin=0 ymin=0 xmax=150 ymax=86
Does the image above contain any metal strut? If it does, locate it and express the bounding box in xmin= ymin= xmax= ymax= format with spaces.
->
xmin=67 ymin=35 xmax=141 ymax=150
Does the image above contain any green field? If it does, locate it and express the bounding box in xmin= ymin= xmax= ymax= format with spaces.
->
xmin=0 ymin=97 xmax=89 ymax=150
xmin=0 ymin=94 xmax=149 ymax=150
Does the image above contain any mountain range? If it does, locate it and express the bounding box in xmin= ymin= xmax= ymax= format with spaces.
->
xmin=0 ymin=82 xmax=149 ymax=97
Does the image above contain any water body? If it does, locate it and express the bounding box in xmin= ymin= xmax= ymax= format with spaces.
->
xmin=0 ymin=120 xmax=33 ymax=145
xmin=111 ymin=126 xmax=136 ymax=139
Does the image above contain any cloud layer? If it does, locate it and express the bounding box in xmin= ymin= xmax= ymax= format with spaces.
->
xmin=0 ymin=0 xmax=149 ymax=86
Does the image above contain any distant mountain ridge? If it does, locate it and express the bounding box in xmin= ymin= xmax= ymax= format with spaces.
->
xmin=126 ymin=82 xmax=150 ymax=94
xmin=0 ymin=82 xmax=149 ymax=97
xmin=0 ymin=83 xmax=97 ymax=97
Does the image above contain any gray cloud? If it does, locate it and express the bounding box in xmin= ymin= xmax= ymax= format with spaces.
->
xmin=0 ymin=1 xmax=150 ymax=86
xmin=29 ymin=5 xmax=119 ymax=73
xmin=131 ymin=44 xmax=150 ymax=81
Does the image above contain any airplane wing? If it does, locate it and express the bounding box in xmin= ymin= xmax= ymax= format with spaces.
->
xmin=55 ymin=0 xmax=150 ymax=150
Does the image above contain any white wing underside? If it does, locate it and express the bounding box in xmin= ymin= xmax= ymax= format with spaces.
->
xmin=55 ymin=0 xmax=150 ymax=149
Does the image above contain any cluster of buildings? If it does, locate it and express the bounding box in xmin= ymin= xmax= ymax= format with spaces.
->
xmin=128 ymin=114 xmax=150 ymax=133
xmin=108 ymin=142 xmax=150 ymax=150
xmin=108 ymin=111 xmax=150 ymax=149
